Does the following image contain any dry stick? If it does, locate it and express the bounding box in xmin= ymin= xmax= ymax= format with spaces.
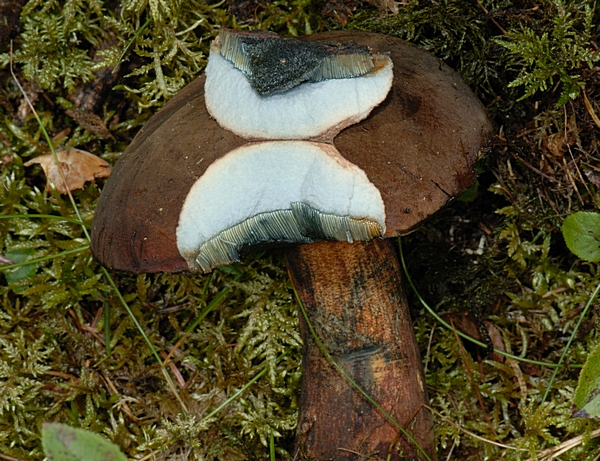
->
xmin=583 ymin=89 xmax=600 ymax=129
xmin=508 ymin=358 xmax=528 ymax=400
xmin=560 ymin=104 xmax=585 ymax=206
xmin=564 ymin=103 xmax=596 ymax=207
xmin=475 ymin=0 xmax=507 ymax=34
xmin=67 ymin=308 xmax=106 ymax=345
xmin=444 ymin=441 xmax=457 ymax=461
xmin=159 ymin=350 xmax=186 ymax=388
xmin=0 ymin=454 xmax=29 ymax=461
xmin=423 ymin=325 xmax=436 ymax=376
xmin=160 ymin=365 xmax=189 ymax=413
xmin=385 ymin=404 xmax=426 ymax=461
xmin=163 ymin=335 xmax=187 ymax=364
xmin=449 ymin=320 xmax=497 ymax=437
xmin=525 ymin=428 xmax=600 ymax=461
xmin=510 ymin=152 xmax=560 ymax=183
xmin=99 ymin=371 xmax=137 ymax=421
xmin=423 ymin=405 xmax=526 ymax=452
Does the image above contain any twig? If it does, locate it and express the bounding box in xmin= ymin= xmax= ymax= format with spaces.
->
xmin=444 ymin=441 xmax=457 ymax=461
xmin=159 ymin=350 xmax=186 ymax=388
xmin=526 ymin=428 xmax=600 ymax=461
xmin=160 ymin=366 xmax=189 ymax=413
xmin=510 ymin=152 xmax=560 ymax=183
xmin=424 ymin=405 xmax=526 ymax=451
xmin=583 ymin=89 xmax=600 ymax=129
xmin=0 ymin=454 xmax=29 ymax=461
xmin=508 ymin=358 xmax=528 ymax=399
xmin=98 ymin=371 xmax=138 ymax=421
xmin=449 ymin=320 xmax=497 ymax=436
xmin=559 ymin=105 xmax=585 ymax=206
xmin=564 ymin=103 xmax=597 ymax=207
xmin=475 ymin=0 xmax=507 ymax=34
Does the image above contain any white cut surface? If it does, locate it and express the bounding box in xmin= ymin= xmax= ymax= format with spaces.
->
xmin=176 ymin=141 xmax=386 ymax=268
xmin=204 ymin=47 xmax=393 ymax=141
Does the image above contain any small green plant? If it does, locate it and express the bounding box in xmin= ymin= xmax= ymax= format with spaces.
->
xmin=573 ymin=341 xmax=600 ymax=418
xmin=42 ymin=423 xmax=127 ymax=461
xmin=496 ymin=0 xmax=599 ymax=106
xmin=0 ymin=0 xmax=113 ymax=92
xmin=563 ymin=211 xmax=600 ymax=262
xmin=561 ymin=211 xmax=600 ymax=419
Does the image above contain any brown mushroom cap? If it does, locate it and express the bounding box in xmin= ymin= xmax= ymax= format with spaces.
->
xmin=91 ymin=32 xmax=492 ymax=274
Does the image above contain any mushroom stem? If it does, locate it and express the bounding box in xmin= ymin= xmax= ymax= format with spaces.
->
xmin=286 ymin=238 xmax=436 ymax=461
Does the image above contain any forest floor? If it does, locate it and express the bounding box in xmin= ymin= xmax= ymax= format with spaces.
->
xmin=1 ymin=0 xmax=600 ymax=460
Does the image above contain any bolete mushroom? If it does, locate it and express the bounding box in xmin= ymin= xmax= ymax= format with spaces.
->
xmin=91 ymin=30 xmax=492 ymax=461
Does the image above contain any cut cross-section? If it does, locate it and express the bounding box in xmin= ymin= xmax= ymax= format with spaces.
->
xmin=204 ymin=33 xmax=393 ymax=141
xmin=176 ymin=141 xmax=385 ymax=272
xmin=218 ymin=29 xmax=376 ymax=95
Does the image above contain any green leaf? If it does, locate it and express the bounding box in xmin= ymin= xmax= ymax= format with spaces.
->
xmin=4 ymin=248 xmax=38 ymax=292
xmin=458 ymin=180 xmax=479 ymax=202
xmin=41 ymin=423 xmax=127 ymax=461
xmin=562 ymin=212 xmax=600 ymax=262
xmin=573 ymin=342 xmax=600 ymax=418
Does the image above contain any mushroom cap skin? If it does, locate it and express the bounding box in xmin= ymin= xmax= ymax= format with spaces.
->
xmin=91 ymin=31 xmax=493 ymax=274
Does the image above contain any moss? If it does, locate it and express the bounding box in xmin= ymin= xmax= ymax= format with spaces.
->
xmin=1 ymin=0 xmax=600 ymax=459
xmin=496 ymin=0 xmax=599 ymax=106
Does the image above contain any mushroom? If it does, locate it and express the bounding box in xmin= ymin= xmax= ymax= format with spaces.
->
xmin=91 ymin=31 xmax=492 ymax=461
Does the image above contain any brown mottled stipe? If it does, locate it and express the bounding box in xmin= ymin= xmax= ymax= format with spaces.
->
xmin=286 ymin=239 xmax=436 ymax=461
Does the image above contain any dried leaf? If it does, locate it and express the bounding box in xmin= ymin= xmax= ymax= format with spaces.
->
xmin=444 ymin=311 xmax=506 ymax=363
xmin=65 ymin=109 xmax=115 ymax=140
xmin=25 ymin=148 xmax=111 ymax=194
xmin=0 ymin=153 xmax=14 ymax=170
xmin=485 ymin=321 xmax=506 ymax=363
xmin=366 ymin=0 xmax=398 ymax=15
xmin=585 ymin=168 xmax=600 ymax=188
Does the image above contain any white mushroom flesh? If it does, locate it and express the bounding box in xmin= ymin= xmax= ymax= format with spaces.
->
xmin=176 ymin=141 xmax=386 ymax=272
xmin=204 ymin=38 xmax=394 ymax=141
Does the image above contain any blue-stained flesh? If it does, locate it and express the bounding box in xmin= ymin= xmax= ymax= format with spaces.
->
xmin=195 ymin=202 xmax=383 ymax=272
xmin=218 ymin=29 xmax=375 ymax=96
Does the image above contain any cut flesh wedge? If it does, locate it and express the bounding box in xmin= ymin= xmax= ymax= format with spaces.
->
xmin=204 ymin=36 xmax=393 ymax=141
xmin=218 ymin=29 xmax=376 ymax=95
xmin=176 ymin=141 xmax=385 ymax=272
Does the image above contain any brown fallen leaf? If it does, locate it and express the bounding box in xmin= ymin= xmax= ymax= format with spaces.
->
xmin=25 ymin=147 xmax=111 ymax=194
xmin=443 ymin=310 xmax=506 ymax=363
xmin=65 ymin=109 xmax=115 ymax=140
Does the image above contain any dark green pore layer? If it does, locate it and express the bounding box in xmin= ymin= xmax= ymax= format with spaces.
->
xmin=218 ymin=29 xmax=374 ymax=96
xmin=195 ymin=202 xmax=383 ymax=272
